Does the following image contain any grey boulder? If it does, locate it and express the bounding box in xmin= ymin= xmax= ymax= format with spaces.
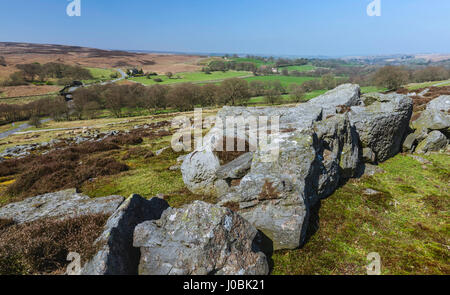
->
xmin=133 ymin=201 xmax=269 ymax=275
xmin=349 ymin=93 xmax=413 ymax=162
xmin=81 ymin=195 xmax=169 ymax=275
xmin=0 ymin=189 xmax=124 ymax=224
xmin=415 ymin=131 xmax=448 ymax=154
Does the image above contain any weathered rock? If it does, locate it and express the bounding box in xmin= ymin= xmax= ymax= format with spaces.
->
xmin=363 ymin=147 xmax=377 ymax=163
xmin=216 ymin=152 xmax=253 ymax=180
xmin=403 ymin=133 xmax=419 ymax=152
xmin=81 ymin=195 xmax=169 ymax=275
xmin=308 ymin=84 xmax=361 ymax=117
xmin=0 ymin=189 xmax=124 ymax=224
xmin=362 ymin=164 xmax=385 ymax=177
xmin=181 ymin=149 xmax=229 ymax=196
xmin=415 ymin=131 xmax=448 ymax=154
xmin=349 ymin=93 xmax=413 ymax=162
xmin=427 ymin=95 xmax=450 ymax=112
xmin=412 ymin=96 xmax=450 ymax=135
xmin=181 ymin=85 xmax=362 ymax=198
xmin=133 ymin=201 xmax=269 ymax=275
xmin=182 ymin=85 xmax=410 ymax=250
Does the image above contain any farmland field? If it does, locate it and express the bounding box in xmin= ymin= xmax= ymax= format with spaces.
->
xmin=82 ymin=67 xmax=119 ymax=84
xmin=230 ymin=57 xmax=273 ymax=67
xmin=129 ymin=71 xmax=252 ymax=85
xmin=244 ymin=75 xmax=317 ymax=88
xmin=279 ymin=64 xmax=316 ymax=72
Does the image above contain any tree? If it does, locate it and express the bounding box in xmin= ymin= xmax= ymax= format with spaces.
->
xmin=200 ymin=84 xmax=219 ymax=106
xmin=374 ymin=66 xmax=409 ymax=90
xmin=289 ymin=84 xmax=306 ymax=102
xmin=28 ymin=116 xmax=42 ymax=128
xmin=218 ymin=78 xmax=250 ymax=106
xmin=166 ymin=72 xmax=174 ymax=79
xmin=16 ymin=63 xmax=42 ymax=82
xmin=0 ymin=56 xmax=6 ymax=67
xmin=167 ymin=83 xmax=197 ymax=112
xmin=321 ymin=73 xmax=336 ymax=90
xmin=264 ymin=89 xmax=282 ymax=105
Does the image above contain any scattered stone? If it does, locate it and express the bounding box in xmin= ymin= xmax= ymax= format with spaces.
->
xmin=415 ymin=130 xmax=448 ymax=153
xmin=408 ymin=155 xmax=431 ymax=165
xmin=168 ymin=165 xmax=181 ymax=171
xmin=81 ymin=195 xmax=169 ymax=275
xmin=0 ymin=189 xmax=124 ymax=224
xmin=133 ymin=201 xmax=269 ymax=275
xmin=155 ymin=147 xmax=169 ymax=156
xmin=363 ymin=188 xmax=381 ymax=196
xmin=362 ymin=164 xmax=385 ymax=177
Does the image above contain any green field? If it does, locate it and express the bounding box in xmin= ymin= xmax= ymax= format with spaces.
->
xmin=244 ymin=75 xmax=317 ymax=89
xmin=129 ymin=71 xmax=252 ymax=85
xmin=361 ymin=86 xmax=388 ymax=93
xmin=279 ymin=64 xmax=316 ymax=72
xmin=82 ymin=68 xmax=118 ymax=84
xmin=230 ymin=57 xmax=273 ymax=67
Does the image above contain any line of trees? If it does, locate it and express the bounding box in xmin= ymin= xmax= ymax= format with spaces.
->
xmin=0 ymin=62 xmax=93 ymax=86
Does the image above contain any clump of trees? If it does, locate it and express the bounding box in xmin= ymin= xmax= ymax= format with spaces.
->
xmin=1 ymin=62 xmax=93 ymax=86
xmin=373 ymin=66 xmax=409 ymax=90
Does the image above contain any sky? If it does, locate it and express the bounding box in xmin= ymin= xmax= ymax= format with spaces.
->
xmin=0 ymin=0 xmax=449 ymax=57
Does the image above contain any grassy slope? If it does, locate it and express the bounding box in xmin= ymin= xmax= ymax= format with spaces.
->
xmin=273 ymin=153 xmax=449 ymax=275
xmin=129 ymin=71 xmax=251 ymax=85
xmin=244 ymin=76 xmax=317 ymax=89
xmin=82 ymin=67 xmax=118 ymax=84
xmin=279 ymin=65 xmax=316 ymax=72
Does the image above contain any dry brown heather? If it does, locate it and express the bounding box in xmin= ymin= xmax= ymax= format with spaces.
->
xmin=396 ymin=86 xmax=450 ymax=113
xmin=0 ymin=42 xmax=203 ymax=80
xmin=0 ymin=122 xmax=173 ymax=203
xmin=0 ymin=214 xmax=109 ymax=275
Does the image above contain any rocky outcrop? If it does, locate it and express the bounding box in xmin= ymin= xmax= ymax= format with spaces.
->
xmin=0 ymin=189 xmax=124 ymax=224
xmin=408 ymin=95 xmax=450 ymax=153
xmin=181 ymin=84 xmax=413 ymax=250
xmin=133 ymin=201 xmax=269 ymax=275
xmin=81 ymin=195 xmax=169 ymax=275
xmin=348 ymin=93 xmax=413 ymax=162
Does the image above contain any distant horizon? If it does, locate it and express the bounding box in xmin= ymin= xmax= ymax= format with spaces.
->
xmin=2 ymin=40 xmax=449 ymax=60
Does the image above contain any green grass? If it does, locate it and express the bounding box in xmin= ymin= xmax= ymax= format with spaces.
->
xmin=406 ymin=80 xmax=450 ymax=91
xmin=129 ymin=71 xmax=252 ymax=85
xmin=279 ymin=65 xmax=316 ymax=72
xmin=272 ymin=153 xmax=450 ymax=275
xmin=244 ymin=76 xmax=317 ymax=89
xmin=230 ymin=57 xmax=273 ymax=68
xmin=82 ymin=68 xmax=118 ymax=84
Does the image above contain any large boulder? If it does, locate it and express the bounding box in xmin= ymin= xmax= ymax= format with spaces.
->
xmin=349 ymin=93 xmax=413 ymax=162
xmin=0 ymin=189 xmax=124 ymax=224
xmin=181 ymin=84 xmax=361 ymax=197
xmin=81 ymin=195 xmax=169 ymax=275
xmin=133 ymin=201 xmax=269 ymax=275
xmin=218 ymin=114 xmax=360 ymax=250
xmin=415 ymin=130 xmax=448 ymax=154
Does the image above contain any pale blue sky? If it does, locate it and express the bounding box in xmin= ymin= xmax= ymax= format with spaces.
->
xmin=0 ymin=0 xmax=449 ymax=56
